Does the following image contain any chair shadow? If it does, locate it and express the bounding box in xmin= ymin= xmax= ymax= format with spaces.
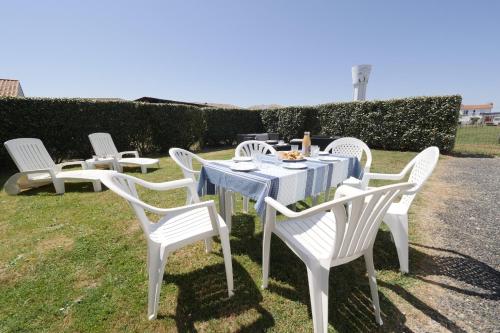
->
xmin=409 ymin=243 xmax=499 ymax=301
xmin=14 ymin=182 xmax=104 ymax=196
xmin=227 ymin=215 xmax=476 ymax=332
xmin=161 ymin=260 xmax=274 ymax=332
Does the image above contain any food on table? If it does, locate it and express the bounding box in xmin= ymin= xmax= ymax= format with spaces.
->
xmin=280 ymin=150 xmax=304 ymax=160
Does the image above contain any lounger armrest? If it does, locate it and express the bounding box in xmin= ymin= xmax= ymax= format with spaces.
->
xmin=118 ymin=151 xmax=139 ymax=158
xmin=20 ymin=169 xmax=58 ymax=179
xmin=57 ymin=161 xmax=86 ymax=170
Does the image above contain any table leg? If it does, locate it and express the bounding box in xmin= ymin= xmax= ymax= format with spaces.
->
xmin=218 ymin=187 xmax=232 ymax=232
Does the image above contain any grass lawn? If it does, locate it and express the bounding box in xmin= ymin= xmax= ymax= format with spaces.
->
xmin=1 ymin=148 xmax=424 ymax=332
xmin=454 ymin=125 xmax=500 ymax=156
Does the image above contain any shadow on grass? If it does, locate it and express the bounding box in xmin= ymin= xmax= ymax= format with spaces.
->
xmin=447 ymin=151 xmax=495 ymax=158
xmin=223 ymin=213 xmax=474 ymax=332
xmin=162 ymin=260 xmax=274 ymax=332
xmin=410 ymin=243 xmax=499 ymax=301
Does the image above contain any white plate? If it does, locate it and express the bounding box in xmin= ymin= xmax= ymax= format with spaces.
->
xmin=318 ymin=151 xmax=330 ymax=156
xmin=232 ymin=156 xmax=253 ymax=162
xmin=230 ymin=162 xmax=257 ymax=172
xmin=319 ymin=156 xmax=341 ymax=162
xmin=282 ymin=162 xmax=308 ymax=170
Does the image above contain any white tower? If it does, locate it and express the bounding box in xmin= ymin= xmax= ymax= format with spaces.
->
xmin=352 ymin=64 xmax=372 ymax=101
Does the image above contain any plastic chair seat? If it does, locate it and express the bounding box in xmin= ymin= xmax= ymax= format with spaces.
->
xmin=275 ymin=211 xmax=337 ymax=261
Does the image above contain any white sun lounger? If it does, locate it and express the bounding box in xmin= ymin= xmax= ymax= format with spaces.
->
xmin=3 ymin=138 xmax=113 ymax=195
xmin=88 ymin=133 xmax=159 ymax=174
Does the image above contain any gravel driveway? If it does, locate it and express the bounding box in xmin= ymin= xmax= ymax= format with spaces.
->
xmin=411 ymin=157 xmax=499 ymax=332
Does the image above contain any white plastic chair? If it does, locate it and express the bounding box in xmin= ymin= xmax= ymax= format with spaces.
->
xmin=88 ymin=133 xmax=160 ymax=174
xmin=339 ymin=146 xmax=440 ymax=273
xmin=169 ymin=148 xmax=207 ymax=204
xmin=3 ymin=138 xmax=104 ymax=194
xmin=262 ymin=182 xmax=413 ymax=332
xmin=99 ymin=172 xmax=234 ymax=320
xmin=235 ymin=140 xmax=277 ymax=212
xmin=324 ymin=137 xmax=372 ymax=192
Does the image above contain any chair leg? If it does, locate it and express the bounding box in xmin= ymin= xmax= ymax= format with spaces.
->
xmin=219 ymin=228 xmax=234 ymax=297
xmin=204 ymin=238 xmax=213 ymax=253
xmin=231 ymin=192 xmax=236 ymax=214
xmin=92 ymin=180 xmax=102 ymax=192
xmin=141 ymin=165 xmax=147 ymax=174
xmin=324 ymin=188 xmax=330 ymax=202
xmin=242 ymin=196 xmax=249 ymax=213
xmin=384 ymin=214 xmax=409 ymax=273
xmin=147 ymin=243 xmax=167 ymax=320
xmin=312 ymin=195 xmax=318 ymax=206
xmin=261 ymin=226 xmax=272 ymax=289
xmin=306 ymin=265 xmax=329 ymax=333
xmin=53 ymin=179 xmax=65 ymax=194
xmin=364 ymin=250 xmax=383 ymax=325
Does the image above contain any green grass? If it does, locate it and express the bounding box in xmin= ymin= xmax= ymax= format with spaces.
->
xmin=454 ymin=125 xmax=500 ymax=156
xmin=0 ymin=148 xmax=423 ymax=332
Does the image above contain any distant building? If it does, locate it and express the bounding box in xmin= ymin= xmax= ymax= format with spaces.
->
xmin=0 ymin=79 xmax=24 ymax=97
xmin=459 ymin=103 xmax=498 ymax=125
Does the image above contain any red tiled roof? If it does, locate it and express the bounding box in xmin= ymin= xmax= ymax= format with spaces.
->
xmin=460 ymin=103 xmax=493 ymax=110
xmin=0 ymin=79 xmax=22 ymax=97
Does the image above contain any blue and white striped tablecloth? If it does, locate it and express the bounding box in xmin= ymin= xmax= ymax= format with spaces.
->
xmin=197 ymin=155 xmax=361 ymax=216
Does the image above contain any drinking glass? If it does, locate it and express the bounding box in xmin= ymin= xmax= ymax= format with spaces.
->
xmin=278 ymin=140 xmax=285 ymax=145
xmin=291 ymin=144 xmax=299 ymax=151
xmin=311 ymin=145 xmax=319 ymax=157
xmin=253 ymin=152 xmax=263 ymax=169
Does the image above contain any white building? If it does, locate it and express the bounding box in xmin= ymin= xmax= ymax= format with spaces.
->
xmin=459 ymin=103 xmax=496 ymax=125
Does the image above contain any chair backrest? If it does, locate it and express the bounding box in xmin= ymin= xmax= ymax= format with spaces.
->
xmin=324 ymin=137 xmax=372 ymax=171
xmin=235 ymin=140 xmax=277 ymax=157
xmin=4 ymin=138 xmax=56 ymax=172
xmin=169 ymin=148 xmax=206 ymax=181
xmin=88 ymin=133 xmax=119 ymax=157
xmin=326 ymin=182 xmax=413 ymax=263
xmin=399 ymin=146 xmax=439 ymax=209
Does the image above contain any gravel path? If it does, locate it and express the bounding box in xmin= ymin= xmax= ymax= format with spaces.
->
xmin=413 ymin=157 xmax=500 ymax=332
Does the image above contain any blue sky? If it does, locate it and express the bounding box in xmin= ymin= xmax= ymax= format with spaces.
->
xmin=1 ymin=0 xmax=499 ymax=109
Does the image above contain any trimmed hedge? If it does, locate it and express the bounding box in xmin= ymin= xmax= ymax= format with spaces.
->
xmin=318 ymin=96 xmax=461 ymax=152
xmin=261 ymin=95 xmax=461 ymax=152
xmin=0 ymin=95 xmax=461 ymax=171
xmin=0 ymin=98 xmax=204 ymax=170
xmin=202 ymin=108 xmax=263 ymax=146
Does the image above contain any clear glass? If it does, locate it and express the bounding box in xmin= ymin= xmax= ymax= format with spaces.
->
xmin=311 ymin=145 xmax=319 ymax=157
xmin=291 ymin=144 xmax=299 ymax=151
xmin=253 ymin=152 xmax=263 ymax=169
xmin=278 ymin=139 xmax=285 ymax=145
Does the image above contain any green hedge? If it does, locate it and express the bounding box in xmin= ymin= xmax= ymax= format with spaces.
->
xmin=0 ymin=98 xmax=204 ymax=170
xmin=262 ymin=95 xmax=461 ymax=152
xmin=202 ymin=108 xmax=263 ymax=146
xmin=0 ymin=95 xmax=461 ymax=171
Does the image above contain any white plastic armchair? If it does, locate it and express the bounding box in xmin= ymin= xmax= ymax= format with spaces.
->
xmin=262 ymin=182 xmax=414 ymax=332
xmin=324 ymin=137 xmax=372 ymax=191
xmin=3 ymin=138 xmax=102 ymax=194
xmin=88 ymin=133 xmax=159 ymax=173
xmin=339 ymin=146 xmax=440 ymax=273
xmin=235 ymin=140 xmax=277 ymax=212
xmin=169 ymin=148 xmax=209 ymax=205
xmin=100 ymin=172 xmax=234 ymax=320
xmin=235 ymin=140 xmax=277 ymax=157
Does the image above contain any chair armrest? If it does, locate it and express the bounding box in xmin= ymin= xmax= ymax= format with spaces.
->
xmin=364 ymin=172 xmax=405 ymax=181
xmin=264 ymin=197 xmax=304 ymax=218
xmin=19 ymin=169 xmax=58 ymax=179
xmin=57 ymin=161 xmax=86 ymax=170
xmin=334 ymin=184 xmax=366 ymax=199
xmin=118 ymin=151 xmax=139 ymax=158
xmin=133 ymin=177 xmax=195 ymax=192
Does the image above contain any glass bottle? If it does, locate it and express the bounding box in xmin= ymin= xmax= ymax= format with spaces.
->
xmin=302 ymin=131 xmax=311 ymax=157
